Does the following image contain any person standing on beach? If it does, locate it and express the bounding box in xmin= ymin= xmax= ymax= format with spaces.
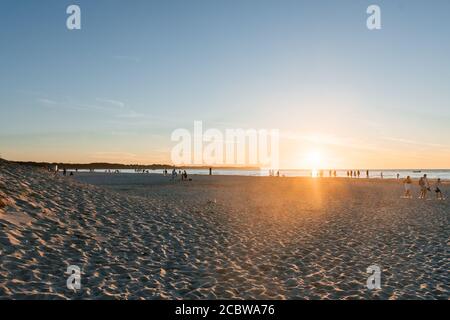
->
xmin=435 ymin=178 xmax=443 ymax=200
xmin=403 ymin=176 xmax=413 ymax=198
xmin=209 ymin=167 xmax=212 ymax=175
xmin=419 ymin=174 xmax=430 ymax=199
xmin=366 ymin=170 xmax=369 ymax=178
xmin=171 ymin=169 xmax=177 ymax=180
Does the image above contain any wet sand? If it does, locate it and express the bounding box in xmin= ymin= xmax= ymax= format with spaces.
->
xmin=0 ymin=160 xmax=448 ymax=299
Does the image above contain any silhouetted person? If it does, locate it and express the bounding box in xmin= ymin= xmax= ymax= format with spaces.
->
xmin=171 ymin=169 xmax=177 ymax=180
xmin=419 ymin=174 xmax=430 ymax=199
xmin=209 ymin=167 xmax=212 ymax=175
xmin=435 ymin=178 xmax=443 ymax=200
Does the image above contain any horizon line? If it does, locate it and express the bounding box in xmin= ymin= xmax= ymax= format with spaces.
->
xmin=3 ymin=159 xmax=450 ymax=171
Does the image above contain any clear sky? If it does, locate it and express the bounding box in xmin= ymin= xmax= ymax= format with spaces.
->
xmin=1 ymin=0 xmax=449 ymax=169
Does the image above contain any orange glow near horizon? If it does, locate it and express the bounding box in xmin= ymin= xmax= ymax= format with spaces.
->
xmin=2 ymin=132 xmax=450 ymax=169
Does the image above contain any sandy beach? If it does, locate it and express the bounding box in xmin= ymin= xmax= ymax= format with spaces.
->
xmin=0 ymin=160 xmax=448 ymax=299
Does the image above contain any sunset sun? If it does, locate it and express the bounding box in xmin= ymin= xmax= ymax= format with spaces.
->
xmin=305 ymin=150 xmax=323 ymax=170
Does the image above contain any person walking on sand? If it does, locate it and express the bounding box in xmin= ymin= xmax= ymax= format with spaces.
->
xmin=434 ymin=178 xmax=444 ymax=200
xmin=403 ymin=176 xmax=413 ymax=198
xmin=366 ymin=169 xmax=369 ymax=178
xmin=171 ymin=169 xmax=177 ymax=180
xmin=419 ymin=174 xmax=430 ymax=199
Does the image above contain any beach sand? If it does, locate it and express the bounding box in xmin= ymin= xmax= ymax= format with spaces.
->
xmin=0 ymin=160 xmax=448 ymax=299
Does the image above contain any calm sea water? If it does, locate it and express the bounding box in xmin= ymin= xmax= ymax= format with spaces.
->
xmin=72 ymin=168 xmax=450 ymax=180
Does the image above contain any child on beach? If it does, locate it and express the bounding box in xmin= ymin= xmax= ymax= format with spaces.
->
xmin=403 ymin=176 xmax=413 ymax=198
xmin=435 ymin=178 xmax=444 ymax=200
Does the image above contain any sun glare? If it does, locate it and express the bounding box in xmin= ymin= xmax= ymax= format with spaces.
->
xmin=305 ymin=150 xmax=322 ymax=170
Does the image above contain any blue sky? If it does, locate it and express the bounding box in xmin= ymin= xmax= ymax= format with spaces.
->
xmin=0 ymin=0 xmax=449 ymax=168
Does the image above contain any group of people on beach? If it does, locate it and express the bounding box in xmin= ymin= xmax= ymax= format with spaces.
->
xmin=268 ymin=169 xmax=280 ymax=176
xmin=48 ymin=165 xmax=75 ymax=176
xmin=345 ymin=170 xmax=371 ymax=178
xmin=168 ymin=169 xmax=190 ymax=181
xmin=403 ymin=174 xmax=444 ymax=200
xmin=311 ymin=169 xmax=370 ymax=178
xmin=163 ymin=167 xmax=216 ymax=180
xmin=134 ymin=168 xmax=150 ymax=173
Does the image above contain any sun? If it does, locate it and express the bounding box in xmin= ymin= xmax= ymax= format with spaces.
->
xmin=305 ymin=150 xmax=322 ymax=170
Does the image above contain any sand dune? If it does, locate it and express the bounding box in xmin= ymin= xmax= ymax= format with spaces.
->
xmin=0 ymin=160 xmax=448 ymax=299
